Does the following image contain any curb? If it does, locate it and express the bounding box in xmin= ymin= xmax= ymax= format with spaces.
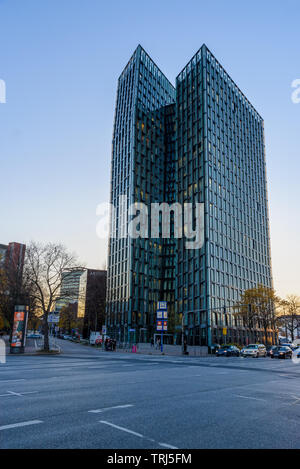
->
xmin=6 ymin=349 xmax=61 ymax=356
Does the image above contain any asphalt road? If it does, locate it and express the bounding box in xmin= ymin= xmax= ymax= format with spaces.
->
xmin=1 ymin=339 xmax=300 ymax=449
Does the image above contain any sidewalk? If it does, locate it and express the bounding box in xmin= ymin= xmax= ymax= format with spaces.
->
xmin=115 ymin=343 xmax=209 ymax=357
xmin=3 ymin=335 xmax=60 ymax=355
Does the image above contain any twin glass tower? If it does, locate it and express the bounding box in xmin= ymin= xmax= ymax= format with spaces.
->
xmin=106 ymin=44 xmax=273 ymax=347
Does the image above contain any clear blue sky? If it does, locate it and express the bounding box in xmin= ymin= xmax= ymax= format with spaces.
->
xmin=0 ymin=0 xmax=299 ymax=298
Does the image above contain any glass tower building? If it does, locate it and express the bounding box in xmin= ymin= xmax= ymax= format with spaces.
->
xmin=106 ymin=44 xmax=273 ymax=347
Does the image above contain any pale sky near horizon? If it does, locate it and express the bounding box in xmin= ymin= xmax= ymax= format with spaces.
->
xmin=0 ymin=0 xmax=299 ymax=299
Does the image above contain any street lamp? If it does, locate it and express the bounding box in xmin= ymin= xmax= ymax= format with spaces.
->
xmin=181 ymin=312 xmax=187 ymax=355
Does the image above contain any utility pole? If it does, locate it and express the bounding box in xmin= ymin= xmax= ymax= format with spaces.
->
xmin=223 ymin=306 xmax=226 ymax=345
xmin=247 ymin=303 xmax=251 ymax=344
xmin=181 ymin=312 xmax=185 ymax=354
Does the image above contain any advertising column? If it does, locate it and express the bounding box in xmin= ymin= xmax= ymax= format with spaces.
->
xmin=10 ymin=305 xmax=29 ymax=354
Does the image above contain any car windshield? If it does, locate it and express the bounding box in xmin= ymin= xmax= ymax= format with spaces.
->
xmin=246 ymin=345 xmax=258 ymax=349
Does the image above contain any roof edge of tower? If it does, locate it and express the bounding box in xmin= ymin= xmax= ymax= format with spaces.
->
xmin=176 ymin=43 xmax=263 ymax=120
xmin=119 ymin=44 xmax=175 ymax=91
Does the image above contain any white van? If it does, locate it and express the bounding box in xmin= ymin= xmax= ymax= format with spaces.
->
xmin=89 ymin=331 xmax=102 ymax=345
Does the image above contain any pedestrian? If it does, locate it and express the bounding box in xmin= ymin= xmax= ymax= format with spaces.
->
xmin=151 ymin=337 xmax=154 ymax=348
xmin=155 ymin=337 xmax=160 ymax=350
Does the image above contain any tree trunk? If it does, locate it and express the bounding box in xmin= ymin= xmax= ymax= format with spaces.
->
xmin=264 ymin=326 xmax=268 ymax=345
xmin=43 ymin=315 xmax=49 ymax=351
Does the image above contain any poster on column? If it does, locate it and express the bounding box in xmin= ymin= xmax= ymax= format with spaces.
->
xmin=10 ymin=307 xmax=28 ymax=353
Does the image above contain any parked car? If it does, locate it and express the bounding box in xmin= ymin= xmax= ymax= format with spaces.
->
xmin=266 ymin=345 xmax=278 ymax=357
xmin=280 ymin=343 xmax=298 ymax=351
xmin=216 ymin=345 xmax=240 ymax=357
xmin=63 ymin=334 xmax=72 ymax=340
xmin=271 ymin=346 xmax=292 ymax=359
xmin=241 ymin=344 xmax=267 ymax=358
xmin=211 ymin=343 xmax=221 ymax=354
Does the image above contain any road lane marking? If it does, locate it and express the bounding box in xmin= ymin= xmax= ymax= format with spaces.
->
xmin=100 ymin=420 xmax=178 ymax=448
xmin=159 ymin=442 xmax=178 ymax=449
xmin=122 ymin=364 xmax=134 ymax=367
xmin=89 ymin=404 xmax=134 ymax=413
xmin=0 ymin=379 xmax=26 ymax=383
xmin=100 ymin=420 xmax=145 ymax=438
xmin=0 ymin=390 xmax=38 ymax=397
xmin=0 ymin=420 xmax=43 ymax=431
xmin=233 ymin=394 xmax=267 ymax=402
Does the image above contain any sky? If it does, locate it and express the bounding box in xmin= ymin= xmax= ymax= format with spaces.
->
xmin=0 ymin=0 xmax=299 ymax=298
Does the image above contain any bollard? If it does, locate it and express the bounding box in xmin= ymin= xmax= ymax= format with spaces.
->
xmin=0 ymin=338 xmax=6 ymax=364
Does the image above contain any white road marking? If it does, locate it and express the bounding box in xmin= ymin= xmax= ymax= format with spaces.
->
xmin=100 ymin=420 xmax=145 ymax=438
xmin=89 ymin=404 xmax=134 ymax=413
xmin=0 ymin=390 xmax=38 ymax=397
xmin=0 ymin=379 xmax=26 ymax=383
xmin=122 ymin=364 xmax=134 ymax=367
xmin=0 ymin=420 xmax=43 ymax=431
xmin=100 ymin=420 xmax=178 ymax=448
xmin=233 ymin=394 xmax=267 ymax=402
xmin=159 ymin=442 xmax=178 ymax=449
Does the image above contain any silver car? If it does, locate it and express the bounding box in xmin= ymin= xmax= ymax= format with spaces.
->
xmin=241 ymin=344 xmax=267 ymax=358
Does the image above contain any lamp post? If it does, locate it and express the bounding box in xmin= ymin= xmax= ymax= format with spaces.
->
xmin=181 ymin=312 xmax=187 ymax=355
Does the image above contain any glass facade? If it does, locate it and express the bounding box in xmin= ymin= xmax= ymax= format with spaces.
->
xmin=106 ymin=44 xmax=273 ymax=346
xmin=106 ymin=45 xmax=176 ymax=342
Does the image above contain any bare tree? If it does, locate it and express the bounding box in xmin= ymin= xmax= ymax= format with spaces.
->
xmin=277 ymin=295 xmax=300 ymax=342
xmin=234 ymin=284 xmax=280 ymax=344
xmin=23 ymin=242 xmax=81 ymax=351
xmin=58 ymin=303 xmax=82 ymax=335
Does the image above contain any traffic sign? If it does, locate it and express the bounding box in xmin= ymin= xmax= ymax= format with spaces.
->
xmin=157 ymin=310 xmax=168 ymax=319
xmin=48 ymin=313 xmax=60 ymax=324
xmin=157 ymin=301 xmax=167 ymax=310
